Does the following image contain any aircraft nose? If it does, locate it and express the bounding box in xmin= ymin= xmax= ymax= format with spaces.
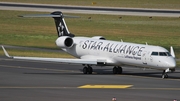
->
xmin=166 ymin=58 xmax=176 ymax=68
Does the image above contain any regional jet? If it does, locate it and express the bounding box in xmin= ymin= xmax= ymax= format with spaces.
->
xmin=2 ymin=11 xmax=176 ymax=79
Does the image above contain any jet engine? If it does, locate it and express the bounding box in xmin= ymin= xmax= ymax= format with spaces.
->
xmin=56 ymin=36 xmax=74 ymax=48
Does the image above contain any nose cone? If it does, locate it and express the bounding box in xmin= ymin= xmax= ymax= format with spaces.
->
xmin=166 ymin=58 xmax=176 ymax=68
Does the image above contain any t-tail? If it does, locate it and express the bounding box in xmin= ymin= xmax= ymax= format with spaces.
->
xmin=19 ymin=11 xmax=75 ymax=37
xmin=51 ymin=11 xmax=75 ymax=37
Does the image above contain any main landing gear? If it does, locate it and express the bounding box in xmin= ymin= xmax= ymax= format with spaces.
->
xmin=113 ymin=66 xmax=123 ymax=74
xmin=82 ymin=65 xmax=123 ymax=74
xmin=83 ymin=65 xmax=93 ymax=74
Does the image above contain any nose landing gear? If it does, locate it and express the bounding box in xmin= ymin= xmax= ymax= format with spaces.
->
xmin=162 ymin=68 xmax=170 ymax=79
xmin=162 ymin=71 xmax=168 ymax=79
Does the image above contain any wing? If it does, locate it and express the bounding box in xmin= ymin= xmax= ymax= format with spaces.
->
xmin=1 ymin=46 xmax=106 ymax=65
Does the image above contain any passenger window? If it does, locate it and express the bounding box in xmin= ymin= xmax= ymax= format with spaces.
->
xmin=151 ymin=52 xmax=158 ymax=56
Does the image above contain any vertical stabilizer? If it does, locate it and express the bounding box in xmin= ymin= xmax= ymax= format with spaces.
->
xmin=51 ymin=11 xmax=75 ymax=37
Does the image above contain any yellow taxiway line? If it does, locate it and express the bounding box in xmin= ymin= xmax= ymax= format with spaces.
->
xmin=78 ymin=85 xmax=133 ymax=89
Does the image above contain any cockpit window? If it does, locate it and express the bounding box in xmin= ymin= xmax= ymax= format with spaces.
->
xmin=166 ymin=52 xmax=172 ymax=56
xmin=159 ymin=52 xmax=167 ymax=56
xmin=151 ymin=52 xmax=171 ymax=56
xmin=151 ymin=52 xmax=158 ymax=56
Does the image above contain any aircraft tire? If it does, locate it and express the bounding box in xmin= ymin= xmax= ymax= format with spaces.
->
xmin=117 ymin=66 xmax=122 ymax=74
xmin=165 ymin=74 xmax=168 ymax=78
xmin=113 ymin=67 xmax=118 ymax=74
xmin=88 ymin=66 xmax=93 ymax=74
xmin=162 ymin=70 xmax=168 ymax=79
xmin=162 ymin=74 xmax=168 ymax=79
xmin=83 ymin=67 xmax=88 ymax=74
xmin=170 ymin=68 xmax=175 ymax=72
xmin=164 ymin=74 xmax=168 ymax=78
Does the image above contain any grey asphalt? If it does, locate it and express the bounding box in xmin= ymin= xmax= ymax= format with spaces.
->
xmin=0 ymin=2 xmax=180 ymax=17
xmin=0 ymin=57 xmax=180 ymax=101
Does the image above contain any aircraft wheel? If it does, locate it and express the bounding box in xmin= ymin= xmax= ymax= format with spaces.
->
xmin=113 ymin=67 xmax=118 ymax=74
xmin=165 ymin=74 xmax=168 ymax=78
xmin=162 ymin=70 xmax=168 ymax=79
xmin=88 ymin=66 xmax=93 ymax=74
xmin=170 ymin=68 xmax=175 ymax=72
xmin=162 ymin=74 xmax=168 ymax=79
xmin=117 ymin=66 xmax=122 ymax=74
xmin=83 ymin=67 xmax=88 ymax=74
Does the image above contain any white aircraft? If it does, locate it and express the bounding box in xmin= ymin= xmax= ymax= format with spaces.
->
xmin=2 ymin=11 xmax=176 ymax=79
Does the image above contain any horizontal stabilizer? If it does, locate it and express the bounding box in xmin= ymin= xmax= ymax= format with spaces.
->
xmin=18 ymin=11 xmax=78 ymax=37
xmin=18 ymin=14 xmax=79 ymax=18
xmin=18 ymin=14 xmax=61 ymax=18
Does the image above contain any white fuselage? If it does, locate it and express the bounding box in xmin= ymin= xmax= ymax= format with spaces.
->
xmin=59 ymin=37 xmax=176 ymax=70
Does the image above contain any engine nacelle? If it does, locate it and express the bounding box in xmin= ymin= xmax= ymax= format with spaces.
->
xmin=92 ymin=36 xmax=106 ymax=40
xmin=56 ymin=36 xmax=74 ymax=48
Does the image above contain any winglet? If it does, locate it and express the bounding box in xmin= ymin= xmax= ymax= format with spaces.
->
xmin=1 ymin=46 xmax=13 ymax=58
xmin=170 ymin=46 xmax=175 ymax=58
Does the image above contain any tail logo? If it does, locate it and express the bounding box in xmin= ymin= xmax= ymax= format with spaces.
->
xmin=58 ymin=21 xmax=64 ymax=36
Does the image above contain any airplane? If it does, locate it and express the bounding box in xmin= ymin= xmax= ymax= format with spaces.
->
xmin=1 ymin=11 xmax=176 ymax=79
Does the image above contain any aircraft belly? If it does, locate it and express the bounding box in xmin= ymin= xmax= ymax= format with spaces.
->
xmin=114 ymin=56 xmax=142 ymax=65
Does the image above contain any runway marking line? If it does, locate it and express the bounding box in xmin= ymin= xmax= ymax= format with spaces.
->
xmin=78 ymin=85 xmax=133 ymax=89
xmin=1 ymin=86 xmax=180 ymax=91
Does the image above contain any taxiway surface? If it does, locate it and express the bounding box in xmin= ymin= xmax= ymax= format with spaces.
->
xmin=0 ymin=57 xmax=180 ymax=101
xmin=0 ymin=2 xmax=180 ymax=17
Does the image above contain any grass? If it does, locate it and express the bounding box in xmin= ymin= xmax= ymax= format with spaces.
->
xmin=0 ymin=11 xmax=57 ymax=48
xmin=0 ymin=49 xmax=74 ymax=58
xmin=0 ymin=10 xmax=180 ymax=68
xmin=0 ymin=0 xmax=180 ymax=9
